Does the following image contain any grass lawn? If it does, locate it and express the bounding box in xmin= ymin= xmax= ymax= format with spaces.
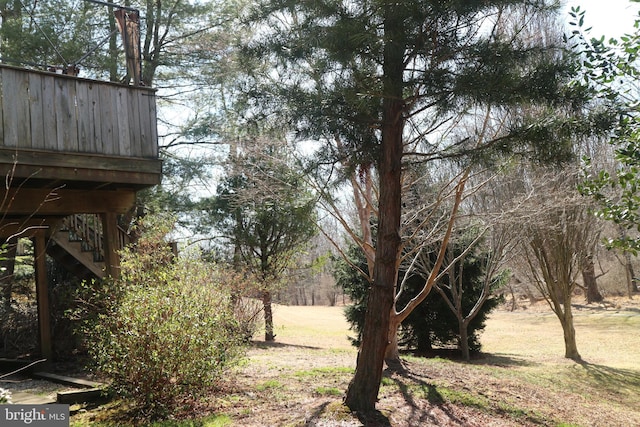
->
xmin=70 ymin=300 xmax=640 ymax=426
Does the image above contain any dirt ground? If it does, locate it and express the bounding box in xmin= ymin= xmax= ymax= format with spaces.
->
xmin=10 ymin=296 xmax=639 ymax=426
xmin=204 ymin=298 xmax=640 ymax=427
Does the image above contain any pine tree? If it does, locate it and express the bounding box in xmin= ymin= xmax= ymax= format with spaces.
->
xmin=197 ymin=139 xmax=318 ymax=341
xmin=335 ymin=237 xmax=505 ymax=358
xmin=246 ymin=0 xmax=599 ymax=411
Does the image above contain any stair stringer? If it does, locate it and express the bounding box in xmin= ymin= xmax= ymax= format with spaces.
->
xmin=49 ymin=229 xmax=105 ymax=279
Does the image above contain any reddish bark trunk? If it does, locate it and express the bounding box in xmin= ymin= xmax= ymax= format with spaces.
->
xmin=344 ymin=9 xmax=404 ymax=408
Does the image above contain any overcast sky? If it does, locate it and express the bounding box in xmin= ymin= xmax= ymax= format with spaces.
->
xmin=563 ymin=0 xmax=640 ymax=37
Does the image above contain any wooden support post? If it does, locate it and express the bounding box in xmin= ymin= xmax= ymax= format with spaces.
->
xmin=101 ymin=212 xmax=121 ymax=279
xmin=34 ymin=230 xmax=53 ymax=367
xmin=1 ymin=237 xmax=18 ymax=309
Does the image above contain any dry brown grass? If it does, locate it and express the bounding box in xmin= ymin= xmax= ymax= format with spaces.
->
xmin=69 ymin=299 xmax=640 ymax=426
xmin=220 ymin=300 xmax=640 ymax=426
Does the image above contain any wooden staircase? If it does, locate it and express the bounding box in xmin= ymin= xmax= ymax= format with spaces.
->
xmin=48 ymin=215 xmax=130 ymax=280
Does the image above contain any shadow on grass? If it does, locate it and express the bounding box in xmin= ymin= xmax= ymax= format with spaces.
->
xmin=380 ymin=359 xmax=553 ymax=426
xmin=249 ymin=340 xmax=321 ymax=350
xmin=381 ymin=363 xmax=467 ymax=426
xmin=574 ymin=360 xmax=640 ymax=404
xmin=470 ymin=353 xmax=539 ymax=368
xmin=404 ymin=348 xmax=537 ymax=368
xmin=355 ymin=410 xmax=393 ymax=427
xmin=303 ymin=401 xmax=392 ymax=427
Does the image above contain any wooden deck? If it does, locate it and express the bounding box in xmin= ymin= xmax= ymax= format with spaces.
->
xmin=0 ymin=64 xmax=161 ymax=190
xmin=0 ymin=64 xmax=163 ymax=363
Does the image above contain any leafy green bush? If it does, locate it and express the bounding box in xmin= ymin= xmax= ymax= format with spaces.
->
xmin=86 ymin=216 xmax=247 ymax=419
xmin=335 ymin=236 xmax=504 ymax=356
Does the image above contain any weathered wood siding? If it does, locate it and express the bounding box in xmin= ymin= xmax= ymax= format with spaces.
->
xmin=0 ymin=65 xmax=158 ymax=159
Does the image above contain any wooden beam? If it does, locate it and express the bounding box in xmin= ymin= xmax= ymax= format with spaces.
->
xmin=33 ymin=371 xmax=103 ymax=389
xmin=0 ymin=164 xmax=162 ymax=187
xmin=0 ymin=188 xmax=136 ymax=215
xmin=33 ymin=230 xmax=52 ymax=367
xmin=0 ymin=148 xmax=162 ymax=173
xmin=57 ymin=388 xmax=103 ymax=404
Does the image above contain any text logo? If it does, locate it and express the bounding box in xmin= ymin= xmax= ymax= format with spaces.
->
xmin=2 ymin=405 xmax=69 ymax=426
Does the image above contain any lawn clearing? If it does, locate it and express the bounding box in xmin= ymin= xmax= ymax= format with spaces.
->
xmin=70 ymin=301 xmax=640 ymax=426
xmin=482 ymin=303 xmax=640 ymax=368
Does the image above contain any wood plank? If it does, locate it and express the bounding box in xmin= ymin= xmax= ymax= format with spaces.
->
xmin=0 ymin=188 xmax=136 ymax=215
xmin=57 ymin=388 xmax=103 ymax=404
xmin=128 ymin=88 xmax=142 ymax=156
xmin=100 ymin=84 xmax=117 ymax=155
xmin=17 ymin=71 xmax=31 ymax=147
xmin=0 ymin=164 xmax=162 ymax=187
xmin=0 ymin=147 xmax=162 ymax=174
xmin=3 ymin=69 xmax=28 ymax=147
xmin=137 ymin=91 xmax=150 ymax=157
xmin=55 ymin=78 xmax=76 ymax=151
xmin=28 ymin=73 xmax=45 ymax=150
xmin=41 ymin=73 xmax=57 ymax=150
xmin=89 ymin=82 xmax=103 ymax=153
xmin=139 ymin=91 xmax=157 ymax=158
xmin=34 ymin=230 xmax=52 ymax=367
xmin=75 ymin=81 xmax=91 ymax=152
xmin=27 ymin=74 xmax=46 ymax=149
xmin=148 ymin=92 xmax=159 ymax=157
xmin=33 ymin=372 xmax=103 ymax=389
xmin=116 ymin=86 xmax=131 ymax=156
xmin=2 ymin=69 xmax=16 ymax=147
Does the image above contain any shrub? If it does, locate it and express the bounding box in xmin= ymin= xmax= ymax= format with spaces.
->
xmin=335 ymin=236 xmax=504 ymax=356
xmin=86 ymin=216 xmax=247 ymax=419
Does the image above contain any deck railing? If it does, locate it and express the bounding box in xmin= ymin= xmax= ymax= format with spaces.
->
xmin=0 ymin=64 xmax=158 ymax=159
xmin=63 ymin=214 xmax=130 ymax=262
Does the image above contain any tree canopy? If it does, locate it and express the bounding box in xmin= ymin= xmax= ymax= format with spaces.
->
xmin=573 ymin=6 xmax=640 ymax=255
xmin=243 ymin=0 xmax=606 ymax=411
xmin=197 ymin=139 xmax=318 ymax=340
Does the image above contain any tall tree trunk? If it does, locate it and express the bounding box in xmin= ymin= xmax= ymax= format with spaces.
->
xmin=561 ymin=300 xmax=580 ymax=360
xmin=619 ymin=226 xmax=638 ymax=297
xmin=459 ymin=319 xmax=470 ymax=362
xmin=107 ymin=7 xmax=119 ymax=82
xmin=344 ymin=6 xmax=404 ymax=411
xmin=262 ymin=291 xmax=275 ymax=341
xmin=384 ymin=317 xmax=401 ymax=361
xmin=624 ymin=251 xmax=639 ymax=298
xmin=582 ymin=255 xmax=603 ymax=303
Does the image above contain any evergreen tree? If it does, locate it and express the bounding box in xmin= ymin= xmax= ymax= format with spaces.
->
xmin=245 ymin=0 xmax=601 ymax=411
xmin=574 ymin=7 xmax=640 ymax=256
xmin=197 ymin=140 xmax=318 ymax=341
xmin=336 ymin=236 xmax=504 ymax=358
xmin=250 ymin=0 xmax=604 ymax=411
